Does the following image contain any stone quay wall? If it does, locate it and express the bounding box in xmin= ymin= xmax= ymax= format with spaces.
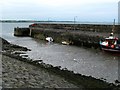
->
xmin=29 ymin=23 xmax=120 ymax=33
xmin=14 ymin=23 xmax=120 ymax=48
xmin=14 ymin=27 xmax=30 ymax=36
xmin=30 ymin=28 xmax=101 ymax=48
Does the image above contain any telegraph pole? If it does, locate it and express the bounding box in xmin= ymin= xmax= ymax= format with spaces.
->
xmin=74 ymin=16 xmax=77 ymax=30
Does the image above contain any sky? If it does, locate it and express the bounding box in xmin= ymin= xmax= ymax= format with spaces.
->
xmin=0 ymin=0 xmax=119 ymax=22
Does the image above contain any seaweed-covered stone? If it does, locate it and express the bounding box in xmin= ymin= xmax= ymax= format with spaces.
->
xmin=0 ymin=37 xmax=31 ymax=52
xmin=0 ymin=37 xmax=10 ymax=45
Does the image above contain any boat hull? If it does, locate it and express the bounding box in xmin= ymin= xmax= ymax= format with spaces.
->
xmin=100 ymin=45 xmax=120 ymax=52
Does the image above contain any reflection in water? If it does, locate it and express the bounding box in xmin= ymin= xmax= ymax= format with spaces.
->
xmin=1 ymin=22 xmax=120 ymax=83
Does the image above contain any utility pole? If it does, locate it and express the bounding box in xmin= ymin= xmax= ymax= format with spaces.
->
xmin=112 ymin=19 xmax=115 ymax=33
xmin=74 ymin=16 xmax=77 ymax=30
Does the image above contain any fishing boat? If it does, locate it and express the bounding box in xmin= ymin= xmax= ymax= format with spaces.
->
xmin=100 ymin=34 xmax=120 ymax=52
xmin=99 ymin=19 xmax=120 ymax=52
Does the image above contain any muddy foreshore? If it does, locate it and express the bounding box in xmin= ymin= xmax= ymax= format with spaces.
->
xmin=1 ymin=37 xmax=120 ymax=89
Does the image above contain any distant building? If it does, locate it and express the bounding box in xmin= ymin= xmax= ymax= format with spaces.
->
xmin=118 ymin=1 xmax=120 ymax=25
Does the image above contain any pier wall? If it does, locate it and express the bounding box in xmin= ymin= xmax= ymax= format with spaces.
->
xmin=30 ymin=28 xmax=101 ymax=48
xmin=14 ymin=24 xmax=120 ymax=48
xmin=29 ymin=24 xmax=120 ymax=33
xmin=14 ymin=27 xmax=30 ymax=36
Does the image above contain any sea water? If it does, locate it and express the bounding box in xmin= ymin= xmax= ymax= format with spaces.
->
xmin=1 ymin=22 xmax=120 ymax=83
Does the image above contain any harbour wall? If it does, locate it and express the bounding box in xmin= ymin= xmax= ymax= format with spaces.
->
xmin=14 ymin=24 xmax=120 ymax=48
xmin=29 ymin=24 xmax=120 ymax=33
xmin=14 ymin=27 xmax=30 ymax=36
xmin=30 ymin=28 xmax=101 ymax=48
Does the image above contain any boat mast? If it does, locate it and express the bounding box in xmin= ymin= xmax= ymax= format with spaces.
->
xmin=112 ymin=19 xmax=115 ymax=33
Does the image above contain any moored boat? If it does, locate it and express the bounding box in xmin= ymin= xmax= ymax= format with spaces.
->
xmin=62 ymin=41 xmax=70 ymax=45
xmin=99 ymin=34 xmax=120 ymax=52
xmin=99 ymin=19 xmax=120 ymax=52
xmin=45 ymin=37 xmax=53 ymax=42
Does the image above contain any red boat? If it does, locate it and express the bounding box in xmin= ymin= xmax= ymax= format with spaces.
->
xmin=100 ymin=19 xmax=120 ymax=52
xmin=100 ymin=33 xmax=120 ymax=52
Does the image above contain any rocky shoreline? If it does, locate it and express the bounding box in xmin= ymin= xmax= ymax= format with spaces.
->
xmin=1 ymin=37 xmax=120 ymax=89
xmin=1 ymin=37 xmax=79 ymax=88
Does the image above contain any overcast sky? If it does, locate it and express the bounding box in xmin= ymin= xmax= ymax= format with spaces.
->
xmin=0 ymin=0 xmax=119 ymax=22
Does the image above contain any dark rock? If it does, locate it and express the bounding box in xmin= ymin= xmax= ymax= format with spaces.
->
xmin=115 ymin=80 xmax=120 ymax=84
xmin=0 ymin=37 xmax=10 ymax=45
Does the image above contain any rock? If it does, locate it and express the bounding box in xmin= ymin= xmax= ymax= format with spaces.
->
xmin=115 ymin=80 xmax=120 ymax=84
xmin=0 ymin=37 xmax=10 ymax=45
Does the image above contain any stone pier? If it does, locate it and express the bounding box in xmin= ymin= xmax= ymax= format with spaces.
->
xmin=14 ymin=27 xmax=30 ymax=36
xmin=14 ymin=23 xmax=120 ymax=48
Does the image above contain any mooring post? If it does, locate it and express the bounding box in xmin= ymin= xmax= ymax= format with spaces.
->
xmin=29 ymin=28 xmax=32 ymax=36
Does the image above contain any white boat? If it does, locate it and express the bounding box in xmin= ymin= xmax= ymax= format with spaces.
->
xmin=45 ymin=37 xmax=53 ymax=42
xmin=62 ymin=41 xmax=70 ymax=45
